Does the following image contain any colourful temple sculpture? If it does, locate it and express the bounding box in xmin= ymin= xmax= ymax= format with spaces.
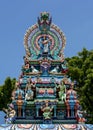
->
xmin=4 ymin=12 xmax=85 ymax=124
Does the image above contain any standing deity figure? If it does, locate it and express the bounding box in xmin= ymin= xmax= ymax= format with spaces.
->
xmin=37 ymin=35 xmax=53 ymax=59
xmin=26 ymin=78 xmax=35 ymax=90
xmin=16 ymin=93 xmax=24 ymax=117
xmin=56 ymin=80 xmax=66 ymax=102
xmin=39 ymin=36 xmax=51 ymax=54
xmin=25 ymin=78 xmax=35 ymax=100
xmin=41 ymin=101 xmax=53 ymax=120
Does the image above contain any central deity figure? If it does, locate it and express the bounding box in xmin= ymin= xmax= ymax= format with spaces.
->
xmin=39 ymin=35 xmax=51 ymax=53
xmin=37 ymin=35 xmax=53 ymax=59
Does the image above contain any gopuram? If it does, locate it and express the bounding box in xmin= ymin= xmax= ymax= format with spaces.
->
xmin=4 ymin=12 xmax=85 ymax=124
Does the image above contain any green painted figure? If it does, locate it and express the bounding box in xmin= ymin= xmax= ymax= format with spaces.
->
xmin=41 ymin=101 xmax=53 ymax=120
xmin=56 ymin=80 xmax=66 ymax=102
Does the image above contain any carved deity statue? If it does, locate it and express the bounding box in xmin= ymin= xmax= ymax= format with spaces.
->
xmin=39 ymin=35 xmax=51 ymax=54
xmin=50 ymin=65 xmax=59 ymax=73
xmin=16 ymin=93 xmax=24 ymax=117
xmin=31 ymin=66 xmax=39 ymax=73
xmin=25 ymin=90 xmax=34 ymax=100
xmin=3 ymin=104 xmax=16 ymax=123
xmin=37 ymin=35 xmax=54 ymax=59
xmin=56 ymin=80 xmax=66 ymax=102
xmin=41 ymin=101 xmax=53 ymax=120
xmin=26 ymin=78 xmax=36 ymax=90
xmin=25 ymin=78 xmax=35 ymax=100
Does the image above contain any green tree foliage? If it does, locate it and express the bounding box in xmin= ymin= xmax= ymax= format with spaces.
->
xmin=66 ymin=48 xmax=93 ymax=123
xmin=0 ymin=77 xmax=16 ymax=109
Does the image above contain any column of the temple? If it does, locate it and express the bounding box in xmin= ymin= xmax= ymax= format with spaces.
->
xmin=54 ymin=106 xmax=56 ymax=117
xmin=67 ymin=108 xmax=70 ymax=118
xmin=36 ymin=106 xmax=39 ymax=117
xmin=71 ymin=108 xmax=74 ymax=118
xmin=22 ymin=108 xmax=25 ymax=118
xmin=70 ymin=109 xmax=72 ymax=117
xmin=72 ymin=109 xmax=75 ymax=117
xmin=54 ymin=86 xmax=56 ymax=97
xmin=75 ymin=109 xmax=77 ymax=117
xmin=18 ymin=106 xmax=22 ymax=117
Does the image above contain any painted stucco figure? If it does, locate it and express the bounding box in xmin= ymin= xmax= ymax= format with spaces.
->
xmin=56 ymin=80 xmax=66 ymax=102
xmin=3 ymin=104 xmax=16 ymax=123
xmin=41 ymin=101 xmax=53 ymax=120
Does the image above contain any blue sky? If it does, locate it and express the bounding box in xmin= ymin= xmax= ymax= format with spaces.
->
xmin=0 ymin=0 xmax=93 ymax=85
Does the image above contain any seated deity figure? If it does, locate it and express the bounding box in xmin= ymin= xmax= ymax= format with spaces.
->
xmin=41 ymin=101 xmax=53 ymax=120
xmin=50 ymin=65 xmax=59 ymax=73
xmin=31 ymin=65 xmax=39 ymax=73
xmin=50 ymin=77 xmax=56 ymax=83
xmin=3 ymin=104 xmax=16 ymax=123
xmin=25 ymin=90 xmax=34 ymax=100
xmin=55 ymin=80 xmax=66 ymax=102
xmin=77 ymin=109 xmax=86 ymax=123
xmin=77 ymin=110 xmax=83 ymax=119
